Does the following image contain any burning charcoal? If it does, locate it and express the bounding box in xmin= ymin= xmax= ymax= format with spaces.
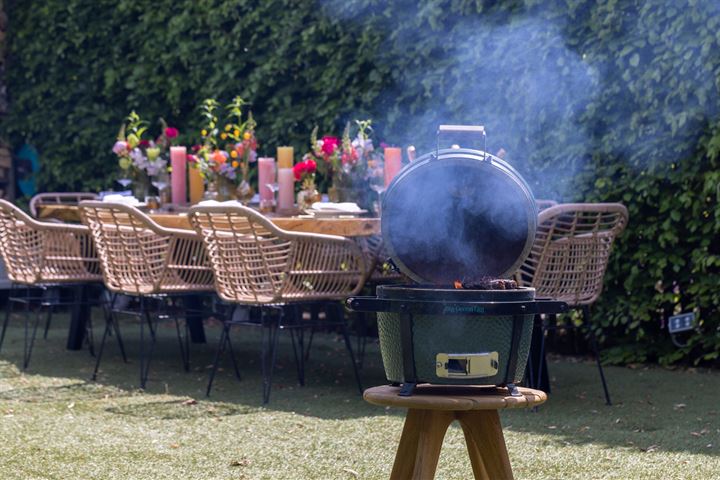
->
xmin=459 ymin=277 xmax=519 ymax=290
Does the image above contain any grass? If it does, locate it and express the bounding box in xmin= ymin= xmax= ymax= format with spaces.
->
xmin=0 ymin=310 xmax=718 ymax=479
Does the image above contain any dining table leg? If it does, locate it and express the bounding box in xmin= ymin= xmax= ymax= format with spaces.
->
xmin=185 ymin=294 xmax=206 ymax=344
xmin=66 ymin=285 xmax=89 ymax=350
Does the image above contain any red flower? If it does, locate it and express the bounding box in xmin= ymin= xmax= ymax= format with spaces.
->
xmin=293 ymin=159 xmax=317 ymax=181
xmin=321 ymin=136 xmax=339 ymax=156
xmin=305 ymin=158 xmax=317 ymax=174
xmin=165 ymin=127 xmax=179 ymax=139
xmin=138 ymin=139 xmax=150 ymax=148
xmin=191 ymin=144 xmax=202 ymax=153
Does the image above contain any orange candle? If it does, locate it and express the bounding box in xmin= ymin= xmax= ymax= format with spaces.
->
xmin=384 ymin=147 xmax=402 ymax=186
xmin=188 ymin=164 xmax=204 ymax=204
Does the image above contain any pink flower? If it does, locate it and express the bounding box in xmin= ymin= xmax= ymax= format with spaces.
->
xmin=321 ymin=136 xmax=339 ymax=156
xmin=187 ymin=154 xmax=197 ymax=163
xmin=165 ymin=127 xmax=179 ymax=139
xmin=112 ymin=141 xmax=128 ymax=155
xmin=191 ymin=144 xmax=202 ymax=153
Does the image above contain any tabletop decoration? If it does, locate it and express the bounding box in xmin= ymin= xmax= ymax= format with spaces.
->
xmin=293 ymin=157 xmax=320 ymax=210
xmin=113 ymin=112 xmax=178 ymax=201
xmin=189 ymin=96 xmax=258 ymax=202
xmin=307 ymin=119 xmax=382 ymax=209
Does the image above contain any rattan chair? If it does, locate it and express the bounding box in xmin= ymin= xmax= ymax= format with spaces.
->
xmin=535 ymin=199 xmax=559 ymax=212
xmin=517 ymin=203 xmax=629 ymax=405
xmin=188 ymin=203 xmax=367 ymax=403
xmin=29 ymin=192 xmax=98 ymax=218
xmin=0 ymin=199 xmax=103 ymax=368
xmin=79 ymin=201 xmax=214 ymax=388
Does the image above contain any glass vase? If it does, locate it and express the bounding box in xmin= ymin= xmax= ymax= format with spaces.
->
xmin=236 ymin=168 xmax=255 ymax=205
xmin=296 ymin=176 xmax=321 ymax=211
xmin=216 ymin=176 xmax=236 ymax=202
xmin=132 ymin=173 xmax=151 ymax=202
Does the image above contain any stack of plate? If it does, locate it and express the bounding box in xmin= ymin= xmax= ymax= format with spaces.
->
xmin=305 ymin=202 xmax=367 ymax=217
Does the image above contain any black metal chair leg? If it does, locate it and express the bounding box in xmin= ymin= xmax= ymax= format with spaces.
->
xmin=43 ymin=305 xmax=53 ymax=339
xmin=173 ymin=313 xmax=189 ymax=372
xmin=355 ymin=313 xmax=368 ymax=370
xmin=0 ymin=293 xmax=11 ymax=353
xmin=336 ymin=304 xmax=363 ymax=395
xmin=111 ymin=313 xmax=128 ymax=363
xmin=535 ymin=316 xmax=549 ymax=394
xmin=261 ymin=316 xmax=281 ymax=404
xmin=139 ymin=298 xmax=158 ymax=389
xmin=92 ymin=315 xmax=113 ymax=381
xmin=224 ymin=329 xmax=242 ymax=381
xmin=206 ymin=323 xmax=229 ymax=397
xmin=24 ymin=305 xmax=45 ymax=370
xmin=304 ymin=326 xmax=315 ymax=362
xmin=583 ymin=305 xmax=611 ymax=405
xmin=290 ymin=305 xmax=305 ymax=386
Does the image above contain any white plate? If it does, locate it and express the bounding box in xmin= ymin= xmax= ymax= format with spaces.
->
xmin=305 ymin=209 xmax=368 ymax=218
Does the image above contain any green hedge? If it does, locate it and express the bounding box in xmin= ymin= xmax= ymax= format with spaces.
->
xmin=3 ymin=0 xmax=720 ymax=364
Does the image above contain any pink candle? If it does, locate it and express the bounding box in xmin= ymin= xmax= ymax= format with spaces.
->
xmin=258 ymin=157 xmax=276 ymax=202
xmin=277 ymin=168 xmax=295 ymax=212
xmin=384 ymin=147 xmax=402 ymax=186
xmin=170 ymin=146 xmax=187 ymax=205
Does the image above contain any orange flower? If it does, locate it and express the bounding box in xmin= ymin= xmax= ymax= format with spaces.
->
xmin=213 ymin=151 xmax=226 ymax=164
xmin=231 ymin=161 xmax=239 ymax=168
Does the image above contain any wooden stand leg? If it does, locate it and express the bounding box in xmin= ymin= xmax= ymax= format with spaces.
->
xmin=457 ymin=410 xmax=513 ymax=480
xmin=390 ymin=409 xmax=454 ymax=480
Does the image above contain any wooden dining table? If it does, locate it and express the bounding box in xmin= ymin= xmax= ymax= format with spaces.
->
xmin=36 ymin=203 xmax=380 ymax=350
xmin=36 ymin=204 xmax=381 ymax=237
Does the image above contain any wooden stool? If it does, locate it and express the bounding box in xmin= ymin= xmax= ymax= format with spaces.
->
xmin=364 ymin=384 xmax=546 ymax=480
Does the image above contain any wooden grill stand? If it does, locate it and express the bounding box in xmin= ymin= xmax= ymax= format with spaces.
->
xmin=364 ymin=385 xmax=546 ymax=480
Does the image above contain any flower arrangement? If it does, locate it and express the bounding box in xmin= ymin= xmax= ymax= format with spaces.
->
xmin=293 ymin=157 xmax=320 ymax=209
xmin=188 ymin=97 xmax=258 ymax=201
xmin=304 ymin=119 xmax=382 ymax=206
xmin=113 ymin=111 xmax=179 ymax=197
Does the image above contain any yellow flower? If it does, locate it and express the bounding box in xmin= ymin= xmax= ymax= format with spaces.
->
xmin=243 ymin=131 xmax=251 ymax=140
xmin=220 ymin=132 xmax=228 ymax=140
xmin=232 ymin=161 xmax=239 ymax=168
xmin=230 ymin=150 xmax=238 ymax=158
xmin=201 ymin=129 xmax=208 ymax=137
xmin=224 ymin=124 xmax=232 ymax=132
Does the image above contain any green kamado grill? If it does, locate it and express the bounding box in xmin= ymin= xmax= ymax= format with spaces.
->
xmin=347 ymin=125 xmax=567 ymax=397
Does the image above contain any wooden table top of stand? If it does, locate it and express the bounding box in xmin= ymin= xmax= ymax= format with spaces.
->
xmin=364 ymin=384 xmax=547 ymax=410
xmin=364 ymin=385 xmax=546 ymax=480
xmin=36 ymin=204 xmax=381 ymax=237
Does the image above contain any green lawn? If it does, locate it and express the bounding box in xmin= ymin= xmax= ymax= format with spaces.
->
xmin=0 ymin=311 xmax=718 ymax=479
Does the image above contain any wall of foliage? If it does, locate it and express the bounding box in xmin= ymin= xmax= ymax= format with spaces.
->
xmin=2 ymin=0 xmax=719 ymax=364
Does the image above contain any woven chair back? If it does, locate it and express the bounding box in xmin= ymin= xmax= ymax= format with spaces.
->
xmin=79 ymin=202 xmax=213 ymax=295
xmin=535 ymin=199 xmax=559 ymax=212
xmin=29 ymin=192 xmax=98 ymax=218
xmin=0 ymin=199 xmax=101 ymax=285
xmin=517 ymin=203 xmax=628 ymax=306
xmin=188 ymin=204 xmax=366 ymax=304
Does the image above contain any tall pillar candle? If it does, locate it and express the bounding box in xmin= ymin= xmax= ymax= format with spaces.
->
xmin=170 ymin=146 xmax=187 ymax=205
xmin=258 ymin=157 xmax=276 ymax=202
xmin=277 ymin=168 xmax=295 ymax=212
xmin=384 ymin=147 xmax=402 ymax=186
xmin=188 ymin=164 xmax=204 ymax=204
xmin=277 ymin=146 xmax=294 ymax=169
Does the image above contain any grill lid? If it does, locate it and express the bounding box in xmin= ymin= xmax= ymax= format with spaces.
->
xmin=381 ymin=146 xmax=537 ymax=284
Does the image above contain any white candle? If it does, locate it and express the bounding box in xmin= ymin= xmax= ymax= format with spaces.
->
xmin=277 ymin=168 xmax=295 ymax=212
